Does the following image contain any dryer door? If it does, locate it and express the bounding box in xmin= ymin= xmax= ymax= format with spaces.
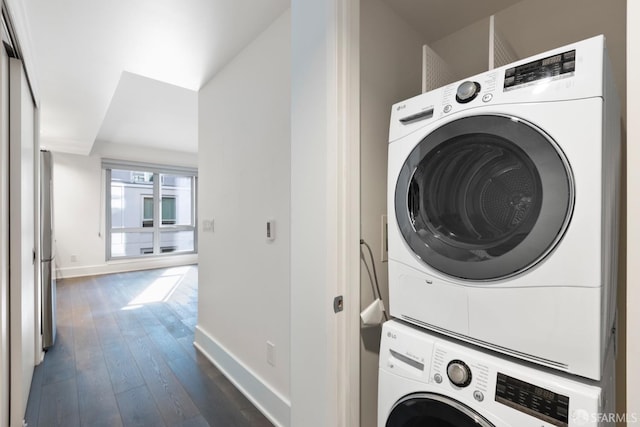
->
xmin=386 ymin=393 xmax=495 ymax=427
xmin=395 ymin=114 xmax=573 ymax=281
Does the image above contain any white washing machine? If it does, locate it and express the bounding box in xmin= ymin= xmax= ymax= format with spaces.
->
xmin=387 ymin=35 xmax=620 ymax=381
xmin=378 ymin=320 xmax=616 ymax=427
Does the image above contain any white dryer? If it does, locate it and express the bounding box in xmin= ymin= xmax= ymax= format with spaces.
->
xmin=378 ymin=320 xmax=616 ymax=427
xmin=387 ymin=35 xmax=620 ymax=380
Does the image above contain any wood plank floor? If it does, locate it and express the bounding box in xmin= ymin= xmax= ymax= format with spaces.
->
xmin=24 ymin=266 xmax=273 ymax=427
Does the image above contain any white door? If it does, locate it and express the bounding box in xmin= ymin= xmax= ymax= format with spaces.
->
xmin=9 ymin=57 xmax=38 ymax=427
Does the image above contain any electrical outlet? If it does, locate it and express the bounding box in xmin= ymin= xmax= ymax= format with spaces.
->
xmin=70 ymin=254 xmax=77 ymax=263
xmin=267 ymin=341 xmax=276 ymax=366
xmin=203 ymin=219 xmax=214 ymax=232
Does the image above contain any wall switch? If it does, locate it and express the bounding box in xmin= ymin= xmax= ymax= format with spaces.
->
xmin=266 ymin=220 xmax=275 ymax=241
xmin=203 ymin=219 xmax=214 ymax=232
xmin=70 ymin=254 xmax=77 ymax=263
xmin=267 ymin=341 xmax=276 ymax=366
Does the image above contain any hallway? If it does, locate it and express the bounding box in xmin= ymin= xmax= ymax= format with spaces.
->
xmin=24 ymin=266 xmax=272 ymax=427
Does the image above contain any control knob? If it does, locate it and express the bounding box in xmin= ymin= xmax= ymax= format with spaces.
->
xmin=456 ymin=81 xmax=481 ymax=104
xmin=447 ymin=360 xmax=472 ymax=387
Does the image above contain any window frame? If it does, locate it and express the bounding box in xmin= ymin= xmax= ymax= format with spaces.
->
xmin=104 ymin=159 xmax=198 ymax=260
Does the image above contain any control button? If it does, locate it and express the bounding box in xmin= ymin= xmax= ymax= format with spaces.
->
xmin=443 ymin=104 xmax=452 ymax=113
xmin=455 ymin=81 xmax=481 ymax=104
xmin=473 ymin=390 xmax=484 ymax=402
xmin=505 ymin=67 xmax=515 ymax=77
xmin=482 ymin=93 xmax=493 ymax=103
xmin=564 ymin=50 xmax=576 ymax=61
xmin=504 ymin=76 xmax=515 ymax=86
xmin=434 ymin=373 xmax=443 ymax=384
xmin=447 ymin=360 xmax=472 ymax=387
xmin=563 ymin=61 xmax=575 ymax=72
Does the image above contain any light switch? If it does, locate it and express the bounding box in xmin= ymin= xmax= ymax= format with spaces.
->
xmin=203 ymin=219 xmax=214 ymax=232
xmin=266 ymin=220 xmax=275 ymax=241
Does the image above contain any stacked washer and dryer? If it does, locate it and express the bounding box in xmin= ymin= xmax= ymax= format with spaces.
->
xmin=379 ymin=35 xmax=620 ymax=427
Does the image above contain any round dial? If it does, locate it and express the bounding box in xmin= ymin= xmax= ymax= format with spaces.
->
xmin=447 ymin=360 xmax=472 ymax=387
xmin=456 ymin=81 xmax=481 ymax=103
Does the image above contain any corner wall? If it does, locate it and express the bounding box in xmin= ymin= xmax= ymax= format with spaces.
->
xmin=195 ymin=10 xmax=291 ymax=427
xmin=359 ymin=0 xmax=423 ymax=425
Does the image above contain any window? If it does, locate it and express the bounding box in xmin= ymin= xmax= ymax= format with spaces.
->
xmin=103 ymin=160 xmax=197 ymax=259
xmin=142 ymin=196 xmax=176 ymax=227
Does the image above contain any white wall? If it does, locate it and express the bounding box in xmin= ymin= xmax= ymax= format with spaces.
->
xmin=359 ymin=0 xmax=422 ymax=425
xmin=52 ymin=148 xmax=197 ymax=279
xmin=626 ymin=0 xmax=639 ymax=419
xmin=195 ymin=10 xmax=291 ymax=427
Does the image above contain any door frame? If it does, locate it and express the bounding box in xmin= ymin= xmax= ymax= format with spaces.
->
xmin=290 ymin=0 xmax=360 ymax=425
xmin=0 ymin=32 xmax=9 ymax=427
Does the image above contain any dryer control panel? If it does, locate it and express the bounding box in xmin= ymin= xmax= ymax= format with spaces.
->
xmin=389 ymin=35 xmax=606 ymax=144
xmin=504 ymin=49 xmax=576 ymax=91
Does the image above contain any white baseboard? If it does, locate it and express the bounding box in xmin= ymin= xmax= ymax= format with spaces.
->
xmin=194 ymin=325 xmax=291 ymax=427
xmin=55 ymin=254 xmax=198 ymax=279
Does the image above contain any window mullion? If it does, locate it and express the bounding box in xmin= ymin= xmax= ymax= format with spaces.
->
xmin=153 ymin=172 xmax=160 ymax=254
xmin=106 ymin=168 xmax=113 ymax=259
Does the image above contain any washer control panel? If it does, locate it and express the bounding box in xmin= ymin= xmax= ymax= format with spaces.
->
xmin=429 ymin=344 xmax=572 ymax=426
xmin=495 ymin=372 xmax=570 ymax=426
xmin=430 ymin=345 xmax=491 ymax=402
xmin=380 ymin=320 xmax=606 ymax=427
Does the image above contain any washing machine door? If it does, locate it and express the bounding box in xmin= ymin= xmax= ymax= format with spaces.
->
xmin=395 ymin=114 xmax=573 ymax=281
xmin=386 ymin=393 xmax=495 ymax=427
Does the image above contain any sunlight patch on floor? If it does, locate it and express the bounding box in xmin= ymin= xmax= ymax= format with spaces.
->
xmin=122 ymin=270 xmax=187 ymax=310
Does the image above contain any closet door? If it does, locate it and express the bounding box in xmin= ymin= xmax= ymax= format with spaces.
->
xmin=9 ymin=57 xmax=38 ymax=427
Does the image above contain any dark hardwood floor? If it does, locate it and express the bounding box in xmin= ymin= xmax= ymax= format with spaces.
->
xmin=24 ymin=265 xmax=273 ymax=427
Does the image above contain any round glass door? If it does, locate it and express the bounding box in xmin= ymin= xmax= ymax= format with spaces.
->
xmin=386 ymin=393 xmax=494 ymax=427
xmin=395 ymin=115 xmax=573 ymax=281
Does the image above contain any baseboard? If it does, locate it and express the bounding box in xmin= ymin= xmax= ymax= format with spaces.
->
xmin=55 ymin=254 xmax=198 ymax=279
xmin=194 ymin=325 xmax=291 ymax=427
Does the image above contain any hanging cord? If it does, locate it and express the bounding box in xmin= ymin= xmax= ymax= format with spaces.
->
xmin=360 ymin=238 xmax=389 ymax=321
xmin=360 ymin=249 xmax=376 ymax=297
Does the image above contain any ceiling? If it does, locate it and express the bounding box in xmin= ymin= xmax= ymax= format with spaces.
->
xmin=18 ymin=0 xmax=289 ymax=155
xmin=14 ymin=0 xmax=551 ymax=156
